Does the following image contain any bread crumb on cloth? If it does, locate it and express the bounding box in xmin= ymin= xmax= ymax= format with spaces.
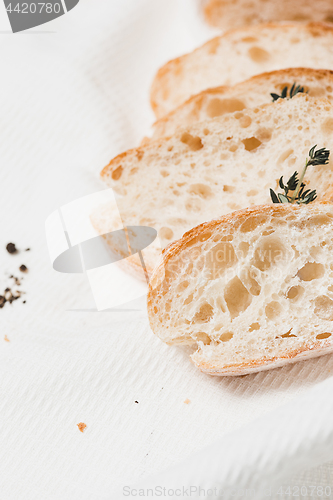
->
xmin=77 ymin=422 xmax=87 ymax=433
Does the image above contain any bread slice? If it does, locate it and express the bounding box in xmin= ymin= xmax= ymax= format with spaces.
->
xmin=150 ymin=22 xmax=333 ymax=118
xmin=152 ymin=68 xmax=333 ymax=140
xmin=147 ymin=203 xmax=333 ymax=376
xmin=95 ymin=94 xmax=333 ymax=276
xmin=204 ymin=0 xmax=333 ymax=31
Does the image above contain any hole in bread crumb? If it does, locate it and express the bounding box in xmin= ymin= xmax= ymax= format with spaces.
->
xmin=216 ymin=296 xmax=226 ymax=313
xmin=291 ymin=245 xmax=300 ymax=259
xmin=321 ymin=117 xmax=333 ymax=135
xmin=176 ymin=281 xmax=189 ymax=292
xmin=248 ymin=46 xmax=270 ymax=63
xmin=240 ymin=266 xmax=261 ymax=296
xmin=189 ymin=183 xmax=213 ymax=199
xmin=257 ymin=128 xmax=272 ymax=142
xmin=160 ymin=170 xmax=169 ymax=177
xmin=185 ymin=198 xmax=201 ymax=212
xmin=308 ymin=215 xmax=332 ymax=227
xmin=265 ymin=301 xmax=282 ymax=320
xmin=262 ymin=229 xmax=274 ymax=236
xmin=287 ymin=286 xmax=304 ymax=301
xmin=239 ymin=115 xmax=252 ymax=128
xmin=224 ymin=276 xmax=252 ymax=319
xmin=278 ymin=148 xmax=294 ymax=163
xmin=314 ymin=296 xmax=333 ymax=320
xmin=184 ymin=293 xmax=193 ymax=305
xmin=164 ymin=257 xmax=182 ymax=282
xmin=200 ymin=232 xmax=212 ymax=242
xmin=297 ymin=262 xmax=325 ymax=281
xmin=310 ymin=246 xmax=323 ymax=260
xmin=316 ymin=332 xmax=332 ymax=340
xmin=279 ymin=328 xmax=297 ymax=338
xmin=223 ymin=185 xmax=235 ymax=193
xmin=111 ymin=165 xmax=123 ymax=180
xmin=240 ymin=214 xmax=268 ymax=232
xmin=242 ymin=137 xmax=262 ymax=152
xmin=247 ymin=189 xmax=258 ymax=196
xmin=242 ymin=36 xmax=257 ymax=43
xmin=252 ymin=237 xmax=286 ymax=271
xmin=180 ymin=132 xmax=203 ymax=151
xmin=238 ymin=241 xmax=249 ymax=257
xmin=213 ymin=234 xmax=233 ymax=242
xmin=159 ymin=227 xmax=174 ymax=240
xmin=247 ymin=275 xmax=261 ymax=296
xmin=194 ymin=332 xmax=211 ymax=344
xmin=206 ymin=98 xmax=245 ymax=118
xmin=193 ymin=302 xmax=214 ymax=323
xmin=205 ymin=242 xmax=238 ymax=280
xmin=220 ymin=332 xmax=233 ymax=342
xmin=136 ymin=150 xmax=144 ymax=160
xmin=249 ymin=322 xmax=260 ymax=332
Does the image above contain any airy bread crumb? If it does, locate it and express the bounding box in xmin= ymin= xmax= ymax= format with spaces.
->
xmin=151 ymin=68 xmax=333 ymax=140
xmin=204 ymin=0 xmax=333 ymax=30
xmin=151 ymin=23 xmax=333 ymax=117
xmin=148 ymin=203 xmax=333 ymax=376
xmin=95 ymin=95 xmax=333 ymax=276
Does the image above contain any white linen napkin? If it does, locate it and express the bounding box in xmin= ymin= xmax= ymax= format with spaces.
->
xmin=0 ymin=1 xmax=332 ymax=498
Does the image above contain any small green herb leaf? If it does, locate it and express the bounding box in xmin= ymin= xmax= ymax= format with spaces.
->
xmin=271 ymin=93 xmax=281 ymax=102
xmin=307 ymin=145 xmax=330 ymax=167
xmin=278 ymin=193 xmax=289 ymax=203
xmin=270 ymin=188 xmax=280 ymax=204
xmin=286 ymin=171 xmax=299 ymax=191
xmin=271 ymin=82 xmax=306 ymax=102
xmin=270 ymin=145 xmax=330 ymax=205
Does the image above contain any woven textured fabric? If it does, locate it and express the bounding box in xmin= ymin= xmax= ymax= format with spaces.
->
xmin=0 ymin=1 xmax=332 ymax=498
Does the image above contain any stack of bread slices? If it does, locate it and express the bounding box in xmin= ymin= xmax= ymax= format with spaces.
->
xmin=93 ymin=6 xmax=333 ymax=376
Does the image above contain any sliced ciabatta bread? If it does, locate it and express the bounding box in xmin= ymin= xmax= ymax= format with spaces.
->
xmin=151 ymin=22 xmax=333 ymax=118
xmin=204 ymin=0 xmax=333 ymax=31
xmin=152 ymin=68 xmax=333 ymax=140
xmin=94 ymin=94 xmax=333 ymax=276
xmin=148 ymin=203 xmax=333 ymax=376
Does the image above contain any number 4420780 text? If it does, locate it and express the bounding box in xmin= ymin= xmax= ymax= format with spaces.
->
xmin=6 ymin=3 xmax=61 ymax=14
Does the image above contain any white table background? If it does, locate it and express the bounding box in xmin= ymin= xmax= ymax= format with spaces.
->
xmin=0 ymin=1 xmax=332 ymax=498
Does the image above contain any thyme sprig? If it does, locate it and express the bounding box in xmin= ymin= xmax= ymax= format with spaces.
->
xmin=270 ymin=145 xmax=330 ymax=205
xmin=271 ymin=82 xmax=306 ymax=102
